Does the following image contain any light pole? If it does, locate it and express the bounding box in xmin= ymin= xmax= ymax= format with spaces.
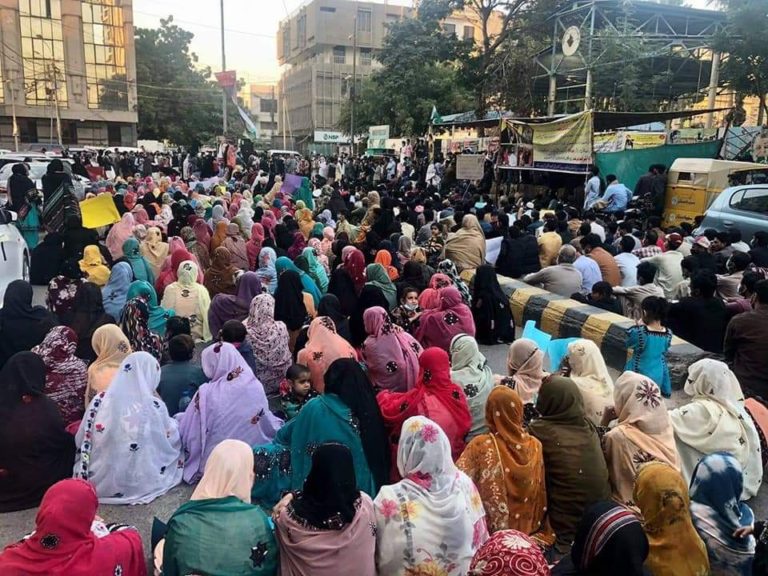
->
xmin=220 ymin=0 xmax=227 ymax=135
xmin=34 ymin=34 xmax=62 ymax=147
xmin=350 ymin=15 xmax=357 ymax=155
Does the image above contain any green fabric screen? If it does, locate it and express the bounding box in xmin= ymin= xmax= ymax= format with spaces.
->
xmin=595 ymin=140 xmax=722 ymax=190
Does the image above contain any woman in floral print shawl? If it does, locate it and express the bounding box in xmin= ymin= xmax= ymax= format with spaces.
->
xmin=373 ymin=415 xmax=488 ymax=576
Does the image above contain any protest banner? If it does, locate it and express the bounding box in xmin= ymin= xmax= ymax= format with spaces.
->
xmin=80 ymin=194 xmax=120 ymax=229
xmin=456 ymin=154 xmax=486 ymax=180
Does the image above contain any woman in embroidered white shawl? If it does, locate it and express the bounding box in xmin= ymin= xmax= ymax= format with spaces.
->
xmin=73 ymin=351 xmax=184 ymax=504
xmin=669 ymin=358 xmax=762 ymax=499
xmin=373 ymin=415 xmax=488 ymax=576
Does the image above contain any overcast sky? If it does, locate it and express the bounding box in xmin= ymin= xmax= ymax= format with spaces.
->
xmin=132 ymin=0 xmax=713 ymax=86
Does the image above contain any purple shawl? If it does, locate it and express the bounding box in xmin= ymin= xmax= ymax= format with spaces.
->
xmin=176 ymin=342 xmax=283 ymax=483
xmin=361 ymin=306 xmax=422 ymax=392
xmin=207 ymin=272 xmax=262 ymax=337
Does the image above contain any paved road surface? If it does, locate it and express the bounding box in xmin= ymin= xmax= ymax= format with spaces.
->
xmin=1 ymin=287 xmax=766 ymax=565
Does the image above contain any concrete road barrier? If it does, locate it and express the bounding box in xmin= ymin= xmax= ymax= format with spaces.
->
xmin=495 ymin=276 xmax=709 ymax=390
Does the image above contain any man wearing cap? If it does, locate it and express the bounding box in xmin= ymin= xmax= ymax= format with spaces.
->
xmin=690 ymin=236 xmax=717 ymax=272
xmin=641 ymin=233 xmax=685 ymax=298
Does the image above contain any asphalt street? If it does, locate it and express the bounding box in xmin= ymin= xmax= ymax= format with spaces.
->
xmin=1 ymin=287 xmax=766 ymax=566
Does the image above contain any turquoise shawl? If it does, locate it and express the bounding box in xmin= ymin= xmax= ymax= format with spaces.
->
xmin=162 ymin=496 xmax=278 ymax=576
xmin=251 ymin=394 xmax=377 ymax=508
xmin=126 ymin=280 xmax=175 ymax=335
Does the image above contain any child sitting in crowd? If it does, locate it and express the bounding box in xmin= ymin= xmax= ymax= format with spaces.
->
xmin=278 ymin=363 xmax=318 ymax=421
xmin=391 ymin=284 xmax=422 ymax=333
xmin=219 ymin=319 xmax=257 ymax=375
xmin=158 ymin=334 xmax=207 ymax=415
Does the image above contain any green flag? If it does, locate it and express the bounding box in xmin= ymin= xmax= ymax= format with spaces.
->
xmin=430 ymin=105 xmax=442 ymax=125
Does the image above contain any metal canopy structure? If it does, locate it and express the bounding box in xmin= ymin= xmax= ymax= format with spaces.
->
xmin=534 ymin=0 xmax=727 ymax=122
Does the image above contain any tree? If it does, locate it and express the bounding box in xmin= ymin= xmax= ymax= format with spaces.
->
xmin=338 ymin=0 xmax=474 ymax=137
xmin=715 ymin=0 xmax=768 ymax=123
xmin=135 ymin=16 xmax=243 ymax=146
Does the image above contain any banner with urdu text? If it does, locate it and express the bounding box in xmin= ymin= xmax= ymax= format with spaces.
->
xmin=500 ymin=111 xmax=593 ymax=173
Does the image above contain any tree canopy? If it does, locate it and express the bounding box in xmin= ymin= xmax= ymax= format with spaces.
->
xmin=135 ymin=16 xmax=243 ymax=146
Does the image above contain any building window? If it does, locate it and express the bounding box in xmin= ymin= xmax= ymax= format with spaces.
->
xmin=62 ymin=120 xmax=77 ymax=144
xmin=260 ymin=98 xmax=277 ymax=113
xmin=319 ymin=6 xmax=335 ymax=12
xmin=19 ymin=118 xmax=38 ymax=143
xmin=282 ymin=26 xmax=290 ymax=56
xmin=443 ymin=23 xmax=456 ymax=35
xmin=357 ymin=9 xmax=372 ymax=32
xmin=82 ymin=0 xmax=128 ymax=110
xmin=19 ymin=0 xmax=65 ymax=106
xmin=333 ymin=45 xmax=345 ymax=64
xmin=463 ymin=25 xmax=474 ymax=41
xmin=360 ymin=47 xmax=372 ymax=66
xmin=107 ymin=123 xmax=122 ymax=145
xmin=297 ymin=14 xmax=306 ymax=48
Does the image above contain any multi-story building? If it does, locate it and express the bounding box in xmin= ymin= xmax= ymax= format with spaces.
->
xmin=277 ymin=0 xmax=409 ymax=153
xmin=240 ymin=82 xmax=279 ymax=145
xmin=277 ymin=0 xmax=504 ymax=153
xmin=0 ymin=0 xmax=137 ymax=149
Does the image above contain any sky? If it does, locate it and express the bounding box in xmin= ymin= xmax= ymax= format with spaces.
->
xmin=132 ymin=0 xmax=715 ymax=86
xmin=132 ymin=0 xmax=411 ymax=86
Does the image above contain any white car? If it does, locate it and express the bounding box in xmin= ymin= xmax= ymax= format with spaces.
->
xmin=0 ymin=160 xmax=89 ymax=201
xmin=0 ymin=209 xmax=30 ymax=306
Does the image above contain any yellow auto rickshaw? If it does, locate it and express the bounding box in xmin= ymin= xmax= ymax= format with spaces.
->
xmin=663 ymin=158 xmax=768 ymax=226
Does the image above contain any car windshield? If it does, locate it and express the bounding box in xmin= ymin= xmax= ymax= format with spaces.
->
xmin=0 ymin=162 xmax=58 ymax=181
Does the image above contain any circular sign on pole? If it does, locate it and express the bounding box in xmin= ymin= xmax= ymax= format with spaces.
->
xmin=562 ymin=26 xmax=581 ymax=56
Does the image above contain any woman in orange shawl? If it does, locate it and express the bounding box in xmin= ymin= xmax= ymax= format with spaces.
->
xmin=374 ymin=250 xmax=399 ymax=281
xmin=296 ymin=316 xmax=356 ymax=393
xmin=210 ymin=221 xmax=228 ymax=252
xmin=296 ymin=207 xmax=315 ymax=240
xmin=457 ymin=386 xmax=555 ymax=546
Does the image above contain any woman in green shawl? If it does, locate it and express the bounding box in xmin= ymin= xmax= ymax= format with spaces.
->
xmin=159 ymin=439 xmax=278 ymax=576
xmin=529 ymin=375 xmax=611 ymax=555
xmin=251 ymin=358 xmax=389 ymax=509
xmin=121 ymin=237 xmax=155 ymax=284
xmin=301 ymin=247 xmax=329 ymax=293
xmin=126 ymin=280 xmax=175 ymax=335
xmin=364 ymin=263 xmax=396 ymax=310
xmin=294 ymin=176 xmax=314 ymax=211
xmin=275 ymin=256 xmax=321 ymax=306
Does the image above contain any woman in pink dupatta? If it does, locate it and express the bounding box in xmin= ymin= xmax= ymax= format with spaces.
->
xmin=261 ymin=212 xmax=276 ymax=242
xmin=192 ymin=219 xmax=211 ymax=250
xmin=361 ymin=306 xmax=422 ymax=392
xmin=247 ymin=223 xmax=265 ymax=270
xmin=176 ymin=342 xmax=283 ymax=484
xmin=275 ymin=443 xmax=377 ymax=576
xmin=414 ymin=286 xmax=475 ymax=352
xmin=296 ymin=316 xmax=356 ymax=393
xmin=105 ymin=213 xmax=135 ymax=260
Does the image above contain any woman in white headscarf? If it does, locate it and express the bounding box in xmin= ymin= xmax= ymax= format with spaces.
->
xmin=669 ymin=358 xmax=762 ymax=499
xmin=449 ymin=334 xmax=494 ymax=440
xmin=373 ymin=415 xmax=488 ymax=576
xmin=566 ymin=339 xmax=614 ymax=425
xmin=161 ymin=260 xmax=211 ymax=342
xmin=73 ymin=351 xmax=184 ymax=504
xmin=140 ymin=226 xmax=169 ymax=279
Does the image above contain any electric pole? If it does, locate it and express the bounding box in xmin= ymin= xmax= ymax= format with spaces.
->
xmin=48 ymin=63 xmax=62 ymax=147
xmin=350 ymin=15 xmax=357 ymax=155
xmin=220 ymin=0 xmax=227 ymax=135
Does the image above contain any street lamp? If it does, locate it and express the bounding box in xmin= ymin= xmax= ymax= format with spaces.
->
xmin=34 ymin=34 xmax=62 ymax=147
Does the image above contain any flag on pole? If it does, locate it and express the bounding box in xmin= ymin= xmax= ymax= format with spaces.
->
xmin=430 ymin=105 xmax=442 ymax=125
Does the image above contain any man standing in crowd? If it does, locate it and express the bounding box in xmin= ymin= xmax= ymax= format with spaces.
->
xmin=724 ymin=280 xmax=768 ymax=397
